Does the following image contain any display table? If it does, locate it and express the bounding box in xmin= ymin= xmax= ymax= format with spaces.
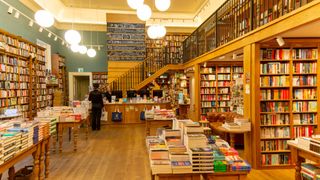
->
xmin=104 ymin=102 xmax=171 ymax=124
xmin=151 ymin=173 xmax=200 ymax=180
xmin=209 ymin=122 xmax=251 ymax=163
xmin=202 ymin=171 xmax=249 ymax=180
xmin=288 ymin=140 xmax=320 ymax=180
xmin=151 ymin=172 xmax=249 ymax=180
xmin=146 ymin=119 xmax=173 ymax=136
xmin=56 ymin=115 xmax=90 ymax=153
xmin=0 ymin=136 xmax=50 ymax=180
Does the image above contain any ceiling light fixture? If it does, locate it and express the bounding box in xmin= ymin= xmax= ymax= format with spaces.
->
xmin=137 ymin=4 xmax=152 ymax=21
xmin=34 ymin=10 xmax=54 ymax=28
xmin=39 ymin=27 xmax=43 ymax=32
xmin=87 ymin=48 xmax=96 ymax=58
xmin=48 ymin=32 xmax=52 ymax=38
xmin=28 ymin=20 xmax=33 ymax=27
xmin=127 ymin=0 xmax=144 ymax=9
xmin=79 ymin=45 xmax=87 ymax=54
xmin=54 ymin=36 xmax=58 ymax=41
xmin=65 ymin=29 xmax=81 ymax=45
xmin=14 ymin=11 xmax=20 ymax=19
xmin=155 ymin=0 xmax=171 ymax=11
xmin=7 ymin=6 xmax=13 ymax=14
xmin=147 ymin=25 xmax=166 ymax=39
xmin=71 ymin=44 xmax=80 ymax=52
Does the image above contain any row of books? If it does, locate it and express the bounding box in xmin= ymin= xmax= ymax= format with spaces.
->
xmin=201 ymin=81 xmax=216 ymax=87
xmin=292 ymin=101 xmax=317 ymax=112
xmin=200 ymin=88 xmax=215 ymax=94
xmin=217 ymin=75 xmax=231 ymax=80
xmin=201 ymin=74 xmax=216 ymax=80
xmin=261 ymin=153 xmax=290 ymax=166
xmin=260 ymin=89 xmax=289 ymax=100
xmin=293 ymin=89 xmax=317 ymax=100
xmin=293 ymin=126 xmax=314 ymax=138
xmin=201 ymin=95 xmax=216 ymax=101
xmin=260 ymin=102 xmax=290 ymax=112
xmin=293 ymin=49 xmax=318 ymax=60
xmin=260 ymin=76 xmax=289 ymax=87
xmin=293 ymin=114 xmax=317 ymax=125
xmin=260 ymin=127 xmax=290 ymax=139
xmin=292 ymin=75 xmax=317 ymax=86
xmin=293 ymin=62 xmax=317 ymax=74
xmin=217 ymin=81 xmax=230 ymax=87
xmin=261 ymin=49 xmax=290 ymax=60
xmin=260 ymin=62 xmax=289 ymax=74
xmin=260 ymin=140 xmax=289 ymax=152
xmin=260 ymin=114 xmax=290 ymax=125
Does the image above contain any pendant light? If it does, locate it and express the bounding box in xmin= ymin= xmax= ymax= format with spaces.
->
xmin=64 ymin=4 xmax=81 ymax=45
xmin=86 ymin=0 xmax=97 ymax=58
xmin=70 ymin=44 xmax=80 ymax=53
xmin=155 ymin=0 xmax=171 ymax=11
xmin=34 ymin=10 xmax=54 ymax=28
xmin=127 ymin=0 xmax=144 ymax=9
xmin=147 ymin=26 xmax=158 ymax=39
xmin=79 ymin=45 xmax=87 ymax=54
xmin=137 ymin=4 xmax=152 ymax=21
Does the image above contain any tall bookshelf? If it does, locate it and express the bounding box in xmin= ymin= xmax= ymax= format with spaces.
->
xmin=52 ymin=54 xmax=68 ymax=106
xmin=92 ymin=72 xmax=108 ymax=85
xmin=200 ymin=63 xmax=243 ymax=120
xmin=257 ymin=46 xmax=320 ymax=168
xmin=146 ymin=34 xmax=189 ymax=65
xmin=0 ymin=30 xmax=50 ymax=118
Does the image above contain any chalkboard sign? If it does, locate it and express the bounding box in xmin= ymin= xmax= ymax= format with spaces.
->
xmin=107 ymin=22 xmax=146 ymax=61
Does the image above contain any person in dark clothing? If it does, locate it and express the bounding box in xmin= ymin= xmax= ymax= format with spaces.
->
xmin=89 ymin=83 xmax=103 ymax=130
xmin=105 ymin=84 xmax=112 ymax=103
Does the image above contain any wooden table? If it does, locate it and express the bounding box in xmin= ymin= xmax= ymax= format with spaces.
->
xmin=151 ymin=172 xmax=249 ymax=180
xmin=145 ymin=119 xmax=173 ymax=136
xmin=57 ymin=115 xmax=90 ymax=153
xmin=203 ymin=171 xmax=249 ymax=180
xmin=209 ymin=123 xmax=251 ymax=163
xmin=288 ymin=140 xmax=320 ymax=180
xmin=0 ymin=136 xmax=50 ymax=180
xmin=104 ymin=102 xmax=171 ymax=124
xmin=152 ymin=173 xmax=200 ymax=180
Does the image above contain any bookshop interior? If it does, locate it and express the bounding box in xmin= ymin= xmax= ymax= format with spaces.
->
xmin=0 ymin=0 xmax=320 ymax=179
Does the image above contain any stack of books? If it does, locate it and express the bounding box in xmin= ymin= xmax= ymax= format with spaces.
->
xmin=184 ymin=134 xmax=208 ymax=149
xmin=234 ymin=118 xmax=251 ymax=131
xmin=154 ymin=109 xmax=176 ymax=120
xmin=35 ymin=117 xmax=58 ymax=135
xmin=171 ymin=161 xmax=192 ymax=173
xmin=189 ymin=147 xmax=214 ymax=173
xmin=163 ymin=130 xmax=182 ymax=146
xmin=213 ymin=161 xmax=227 ymax=172
xmin=0 ymin=132 xmax=19 ymax=165
xmin=301 ymin=163 xmax=320 ymax=179
xmin=222 ymin=122 xmax=241 ymax=130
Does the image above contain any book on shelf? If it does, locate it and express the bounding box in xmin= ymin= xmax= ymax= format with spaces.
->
xmin=260 ymin=140 xmax=289 ymax=152
xmin=292 ymin=75 xmax=317 ymax=86
xmin=260 ymin=127 xmax=290 ymax=139
xmin=292 ymin=101 xmax=317 ymax=112
xmin=292 ymin=49 xmax=318 ymax=60
xmin=260 ymin=62 xmax=289 ymax=74
xmin=261 ymin=153 xmax=290 ymax=166
xmin=261 ymin=49 xmax=290 ymax=60
xmin=260 ymin=114 xmax=290 ymax=125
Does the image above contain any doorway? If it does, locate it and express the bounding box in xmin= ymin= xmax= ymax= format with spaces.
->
xmin=74 ymin=76 xmax=90 ymax=100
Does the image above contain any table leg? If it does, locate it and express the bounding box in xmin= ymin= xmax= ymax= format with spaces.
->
xmin=8 ymin=166 xmax=15 ymax=180
xmin=52 ymin=132 xmax=57 ymax=153
xmin=45 ymin=138 xmax=50 ymax=178
xmin=33 ymin=145 xmax=41 ymax=180
xmin=68 ymin=127 xmax=72 ymax=142
xmin=74 ymin=125 xmax=79 ymax=152
xmin=86 ymin=117 xmax=89 ymax=140
xmin=295 ymin=156 xmax=304 ymax=180
xmin=58 ymin=125 xmax=63 ymax=153
xmin=39 ymin=141 xmax=45 ymax=180
xmin=229 ymin=133 xmax=235 ymax=148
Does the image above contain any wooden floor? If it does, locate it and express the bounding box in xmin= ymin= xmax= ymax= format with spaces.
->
xmin=9 ymin=124 xmax=295 ymax=180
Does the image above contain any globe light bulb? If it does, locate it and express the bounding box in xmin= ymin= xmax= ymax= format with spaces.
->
xmin=64 ymin=30 xmax=81 ymax=45
xmin=137 ymin=4 xmax=152 ymax=21
xmin=87 ymin=48 xmax=97 ymax=58
xmin=79 ymin=45 xmax=87 ymax=54
xmin=34 ymin=10 xmax=54 ymax=28
xmin=155 ymin=0 xmax=171 ymax=11
xmin=71 ymin=44 xmax=80 ymax=53
xmin=127 ymin=0 xmax=144 ymax=9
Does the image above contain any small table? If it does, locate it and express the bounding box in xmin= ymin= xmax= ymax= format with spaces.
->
xmin=209 ymin=123 xmax=251 ymax=163
xmin=203 ymin=171 xmax=249 ymax=180
xmin=57 ymin=115 xmax=90 ymax=153
xmin=288 ymin=140 xmax=320 ymax=180
xmin=145 ymin=119 xmax=173 ymax=136
xmin=0 ymin=136 xmax=50 ymax=180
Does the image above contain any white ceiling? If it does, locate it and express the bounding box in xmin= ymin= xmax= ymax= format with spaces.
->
xmin=60 ymin=0 xmax=206 ymax=13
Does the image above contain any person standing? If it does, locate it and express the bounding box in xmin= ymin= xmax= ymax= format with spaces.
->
xmin=89 ymin=83 xmax=103 ymax=130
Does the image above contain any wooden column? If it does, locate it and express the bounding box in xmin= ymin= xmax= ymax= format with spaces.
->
xmin=194 ymin=64 xmax=200 ymax=122
xmin=243 ymin=43 xmax=260 ymax=167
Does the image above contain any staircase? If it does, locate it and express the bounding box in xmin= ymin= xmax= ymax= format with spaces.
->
xmin=109 ymin=56 xmax=183 ymax=93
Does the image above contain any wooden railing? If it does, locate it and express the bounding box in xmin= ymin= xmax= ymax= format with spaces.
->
xmin=183 ymin=0 xmax=316 ymax=62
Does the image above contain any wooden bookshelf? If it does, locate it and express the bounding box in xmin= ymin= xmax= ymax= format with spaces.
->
xmin=199 ymin=62 xmax=243 ymax=120
xmin=52 ymin=54 xmax=67 ymax=106
xmin=0 ymin=29 xmax=51 ymax=118
xmin=146 ymin=34 xmax=189 ymax=65
xmin=256 ymin=46 xmax=320 ymax=168
xmin=92 ymin=72 xmax=108 ymax=85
